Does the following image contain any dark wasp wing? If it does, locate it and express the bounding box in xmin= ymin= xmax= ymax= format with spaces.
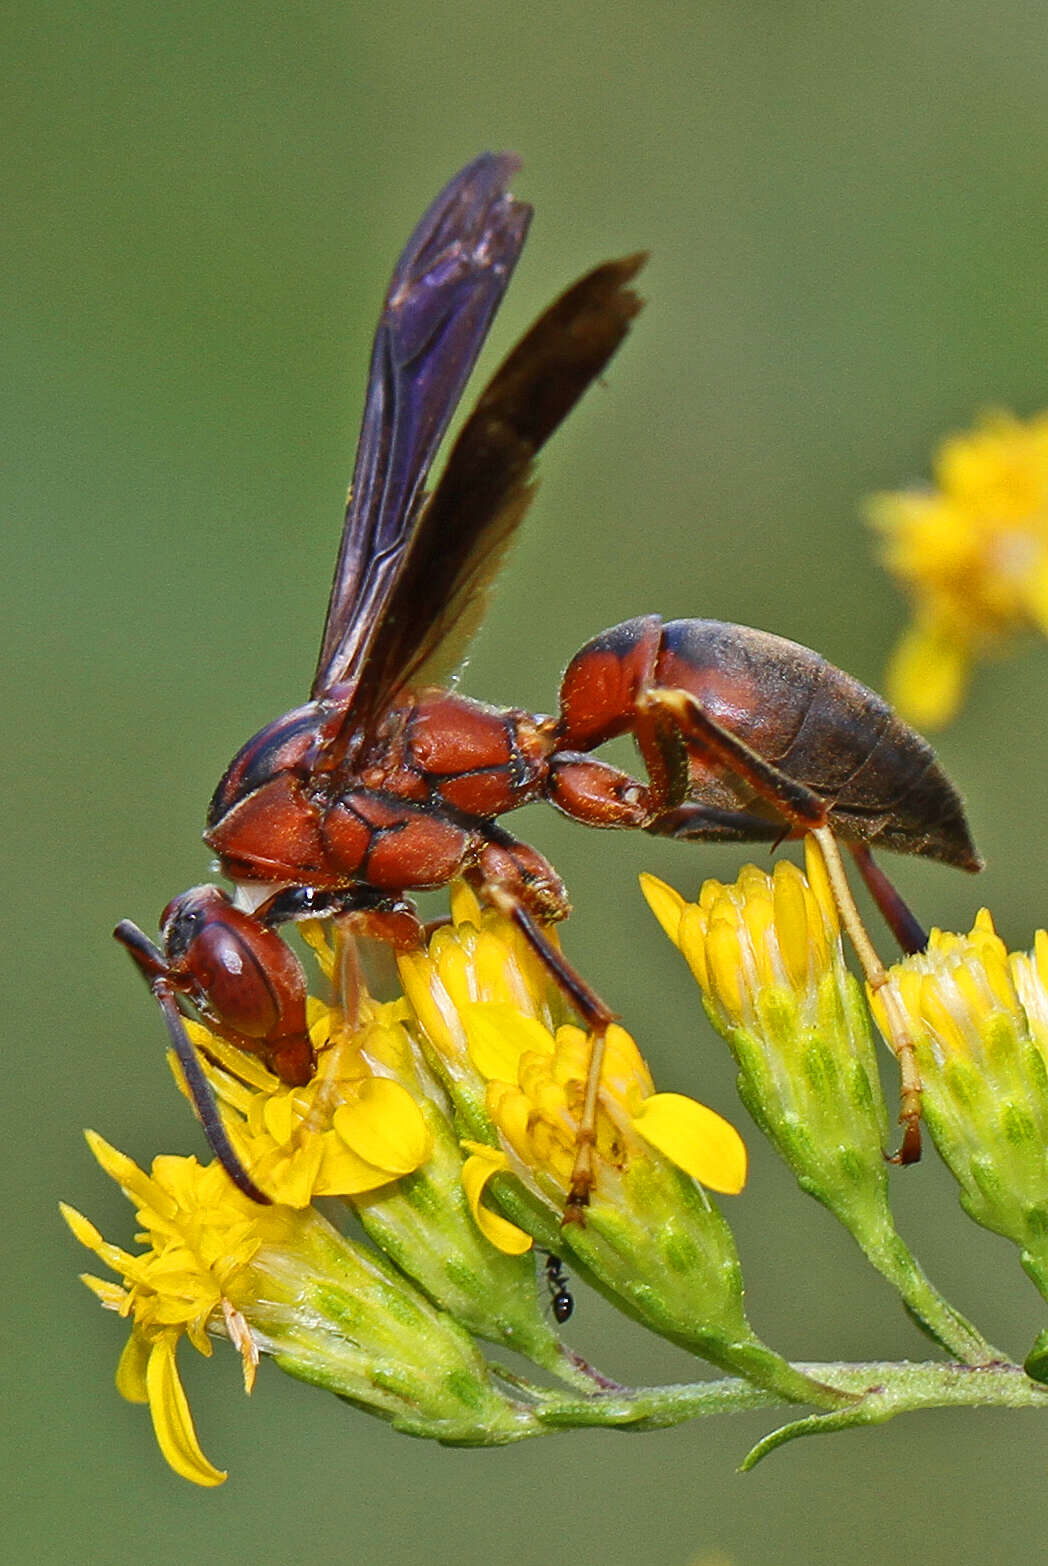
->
xmin=334 ymin=251 xmax=647 ymax=743
xmin=311 ymin=153 xmax=532 ymax=702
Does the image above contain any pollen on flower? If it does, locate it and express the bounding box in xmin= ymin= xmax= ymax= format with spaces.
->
xmin=868 ymin=408 xmax=1048 ymax=726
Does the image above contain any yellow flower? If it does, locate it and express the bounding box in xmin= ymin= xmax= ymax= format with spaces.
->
xmin=874 ymin=912 xmax=1048 ymax=1301
xmin=64 ymin=1128 xmax=538 ymax=1484
xmin=645 ymin=840 xmax=843 ymax=1038
xmin=401 ymin=884 xmax=746 ymax=1252
xmin=872 ymin=908 xmax=1048 ymax=1127
xmin=870 ymin=909 xmax=1029 ymax=1066
xmin=644 ymin=843 xmax=891 ymax=1184
xmin=645 ymin=853 xmax=1002 ymax=1365
xmin=62 ymin=1133 xmax=298 ymax=1486
xmin=400 ymin=891 xmax=827 ymax=1396
xmin=479 ymin=1017 xmax=746 ymax=1224
xmin=398 ymin=882 xmax=564 ymax=1124
xmin=869 ymin=409 xmax=1048 ymax=726
xmin=92 ymin=900 xmax=624 ymax=1411
xmin=173 ymin=941 xmax=432 ymax=1209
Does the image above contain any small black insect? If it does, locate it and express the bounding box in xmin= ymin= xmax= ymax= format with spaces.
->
xmin=542 ymin=1251 xmax=574 ymax=1324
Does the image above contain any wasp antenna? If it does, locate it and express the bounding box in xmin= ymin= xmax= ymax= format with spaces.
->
xmin=153 ymin=984 xmax=272 ymax=1205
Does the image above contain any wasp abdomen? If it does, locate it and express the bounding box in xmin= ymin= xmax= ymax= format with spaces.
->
xmin=559 ymin=616 xmax=980 ymax=871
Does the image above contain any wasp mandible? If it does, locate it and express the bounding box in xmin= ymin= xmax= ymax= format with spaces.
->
xmin=117 ymin=154 xmax=980 ymax=1211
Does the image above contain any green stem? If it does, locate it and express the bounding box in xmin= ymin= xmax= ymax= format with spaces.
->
xmin=528 ymin=1358 xmax=1048 ymax=1437
xmin=696 ymin=1333 xmax=853 ymax=1410
xmin=838 ymin=1207 xmax=1002 ymax=1364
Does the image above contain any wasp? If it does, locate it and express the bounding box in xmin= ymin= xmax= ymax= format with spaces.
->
xmin=116 ymin=154 xmax=980 ymax=1211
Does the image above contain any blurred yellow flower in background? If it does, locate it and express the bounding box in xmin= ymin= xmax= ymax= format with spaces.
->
xmin=869 ymin=409 xmax=1048 ymax=725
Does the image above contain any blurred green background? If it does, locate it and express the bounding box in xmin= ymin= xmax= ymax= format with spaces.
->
xmin=6 ymin=2 xmax=1048 ymax=1560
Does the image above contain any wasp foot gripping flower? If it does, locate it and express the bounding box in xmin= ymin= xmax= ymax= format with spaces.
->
xmin=169 ymin=917 xmax=592 ymax=1386
xmin=869 ymin=409 xmax=1048 ymax=726
xmin=401 ymin=885 xmax=848 ymax=1409
xmin=874 ymin=913 xmax=1048 ymax=1329
xmin=62 ymin=1135 xmax=542 ymax=1485
xmin=646 ymin=843 xmax=998 ymax=1366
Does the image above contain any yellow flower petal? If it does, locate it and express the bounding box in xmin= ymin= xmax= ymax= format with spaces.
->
xmin=260 ymin=1135 xmax=327 ymax=1206
xmin=463 ymin=1003 xmax=555 ymax=1082
xmin=298 ymin=920 xmax=335 ymax=979
xmin=79 ymin=1274 xmax=128 ymax=1311
xmin=450 ymin=879 xmax=484 ymax=927
xmin=60 ymin=1201 xmax=105 ymax=1253
xmin=639 ymin=873 xmax=686 ymax=947
xmin=802 ymin=835 xmax=839 ymax=935
xmin=311 ymin=1140 xmax=390 ymax=1197
xmin=331 ymin=1078 xmax=432 ymax=1176
xmin=306 ymin=998 xmax=338 ymax=1046
xmin=115 ymin=1329 xmax=151 ymax=1404
xmin=262 ymin=1092 xmax=298 ymax=1146
xmin=460 ymin=1146 xmax=533 ymax=1255
xmin=146 ymin=1333 xmax=227 ymax=1487
xmin=632 ymin=1092 xmax=748 ymax=1194
xmin=676 ymin=902 xmax=711 ymax=992
xmin=83 ymin=1132 xmax=162 ymax=1210
xmin=398 ymin=952 xmax=459 ymax=1056
xmin=182 ymin=1022 xmax=275 ymax=1092
xmin=773 ymin=863 xmax=814 ymax=992
xmin=706 ymin=913 xmax=747 ymax=1023
xmin=884 ymin=618 xmax=970 ymax=729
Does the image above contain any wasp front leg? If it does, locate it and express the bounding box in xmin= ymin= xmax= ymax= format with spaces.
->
xmin=466 ymin=823 xmax=620 ymax=1221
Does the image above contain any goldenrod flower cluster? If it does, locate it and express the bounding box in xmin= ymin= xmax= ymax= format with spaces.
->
xmin=65 ymin=884 xmax=771 ymax=1483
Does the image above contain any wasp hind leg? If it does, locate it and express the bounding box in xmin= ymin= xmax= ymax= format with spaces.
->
xmin=645 ymin=687 xmax=924 ymax=1164
xmin=649 ymin=802 xmax=929 ymax=956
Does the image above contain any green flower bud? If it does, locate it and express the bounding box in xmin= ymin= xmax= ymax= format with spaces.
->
xmin=875 ymin=914 xmax=1048 ymax=1307
xmin=644 ymin=846 xmax=890 ymax=1231
xmin=646 ymin=843 xmax=997 ymax=1365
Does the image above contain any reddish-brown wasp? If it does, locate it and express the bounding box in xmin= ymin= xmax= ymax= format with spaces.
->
xmin=117 ymin=154 xmax=980 ymax=1211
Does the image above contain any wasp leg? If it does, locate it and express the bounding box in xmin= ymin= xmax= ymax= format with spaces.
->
xmin=848 ymin=843 xmax=928 ymax=956
xmin=650 ymin=801 xmax=930 ymax=956
xmin=469 ymin=825 xmax=617 ymax=1223
xmin=483 ymin=887 xmax=617 ymax=1225
xmin=548 ymin=682 xmax=690 ymax=831
xmin=809 ymin=828 xmax=922 ymax=1164
xmin=646 ymin=801 xmax=784 ymax=845
xmin=646 ymin=688 xmax=923 ymax=1164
